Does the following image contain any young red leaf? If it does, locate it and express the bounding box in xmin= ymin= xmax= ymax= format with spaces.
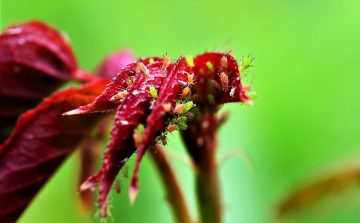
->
xmin=130 ymin=56 xmax=191 ymax=202
xmin=0 ymin=79 xmax=109 ymax=223
xmin=191 ymin=52 xmax=250 ymax=107
xmin=78 ymin=62 xmax=169 ymax=218
xmin=64 ymin=57 xmax=163 ymax=115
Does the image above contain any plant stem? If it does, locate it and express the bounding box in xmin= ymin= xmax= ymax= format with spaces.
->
xmin=181 ymin=112 xmax=225 ymax=223
xmin=196 ymin=157 xmax=221 ymax=223
xmin=150 ymin=144 xmax=193 ymax=223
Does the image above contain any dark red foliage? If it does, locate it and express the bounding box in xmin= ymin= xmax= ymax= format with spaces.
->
xmin=0 ymin=80 xmax=109 ymax=223
xmin=78 ymin=61 xmax=170 ymax=217
xmin=0 ymin=21 xmax=93 ymax=142
xmin=191 ymin=52 xmax=250 ymax=107
xmin=70 ymin=52 xmax=252 ymax=214
xmin=130 ymin=56 xmax=190 ymax=200
xmin=0 ymin=20 xmax=254 ymax=221
xmin=75 ymin=49 xmax=135 ymax=211
xmin=63 ymin=57 xmax=163 ymax=115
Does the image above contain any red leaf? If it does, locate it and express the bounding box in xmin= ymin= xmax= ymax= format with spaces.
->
xmin=64 ymin=57 xmax=163 ymax=115
xmin=0 ymin=79 xmax=109 ymax=223
xmin=191 ymin=52 xmax=250 ymax=106
xmin=130 ymin=56 xmax=190 ymax=202
xmin=0 ymin=21 xmax=94 ymax=142
xmin=79 ymin=61 xmax=169 ymax=217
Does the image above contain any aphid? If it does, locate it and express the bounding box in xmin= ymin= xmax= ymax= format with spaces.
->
xmin=126 ymin=77 xmax=133 ymax=87
xmin=115 ymin=180 xmax=121 ymax=194
xmin=121 ymin=166 xmax=129 ymax=179
xmin=178 ymin=115 xmax=187 ymax=123
xmin=133 ymin=129 xmax=143 ymax=147
xmin=247 ymin=92 xmax=259 ymax=100
xmin=149 ymin=86 xmax=158 ymax=98
xmin=185 ymin=111 xmax=194 ymax=120
xmin=170 ymin=118 xmax=177 ymax=124
xmin=243 ymin=85 xmax=251 ymax=92
xmin=221 ymin=56 xmax=228 ymax=72
xmin=156 ymin=135 xmax=168 ymax=146
xmin=174 ymin=104 xmax=185 ymax=113
xmin=220 ymin=72 xmax=229 ymax=91
xmin=160 ymin=136 xmax=167 ymax=145
xmin=206 ymin=61 xmax=214 ymax=73
xmin=137 ymin=124 xmax=145 ymax=135
xmin=182 ymin=101 xmax=194 ymax=114
xmin=209 ymin=79 xmax=223 ymax=91
xmin=163 ymin=103 xmax=171 ymax=112
xmin=162 ymin=54 xmax=171 ymax=71
xmin=187 ymin=73 xmax=194 ymax=86
xmin=178 ymin=123 xmax=188 ymax=130
xmin=149 ymin=58 xmax=155 ymax=64
xmin=239 ymin=54 xmax=255 ymax=74
xmin=186 ymin=55 xmax=194 ymax=67
xmin=181 ymin=86 xmax=190 ymax=98
xmin=167 ymin=124 xmax=177 ymax=132
xmin=110 ymin=90 xmax=127 ymax=101
xmin=136 ymin=61 xmax=150 ymax=78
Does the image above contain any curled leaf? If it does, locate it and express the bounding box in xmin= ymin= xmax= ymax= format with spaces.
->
xmin=78 ymin=62 xmax=169 ymax=217
xmin=130 ymin=56 xmax=190 ymax=202
xmin=63 ymin=57 xmax=163 ymax=115
xmin=0 ymin=79 xmax=109 ymax=222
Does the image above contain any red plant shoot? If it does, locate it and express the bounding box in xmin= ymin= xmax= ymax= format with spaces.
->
xmin=0 ymin=20 xmax=257 ymax=223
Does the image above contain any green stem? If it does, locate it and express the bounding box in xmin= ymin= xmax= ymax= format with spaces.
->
xmin=196 ymin=160 xmax=221 ymax=223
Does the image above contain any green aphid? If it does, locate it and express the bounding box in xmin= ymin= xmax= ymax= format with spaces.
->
xmin=179 ymin=116 xmax=187 ymax=123
xmin=137 ymin=124 xmax=145 ymax=135
xmin=181 ymin=101 xmax=194 ymax=114
xmin=170 ymin=118 xmax=177 ymax=124
xmin=186 ymin=55 xmax=194 ymax=67
xmin=243 ymin=57 xmax=252 ymax=68
xmin=149 ymin=58 xmax=155 ymax=64
xmin=178 ymin=123 xmax=188 ymax=130
xmin=208 ymin=94 xmax=215 ymax=105
xmin=208 ymin=80 xmax=214 ymax=92
xmin=240 ymin=55 xmax=254 ymax=73
xmin=149 ymin=86 xmax=158 ymax=98
xmin=206 ymin=61 xmax=214 ymax=73
xmin=247 ymin=92 xmax=259 ymax=100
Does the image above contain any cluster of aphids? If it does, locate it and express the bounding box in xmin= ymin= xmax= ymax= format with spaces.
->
xmin=110 ymin=75 xmax=135 ymax=102
xmin=110 ymin=55 xmax=171 ymax=104
xmin=161 ymin=100 xmax=195 ymax=141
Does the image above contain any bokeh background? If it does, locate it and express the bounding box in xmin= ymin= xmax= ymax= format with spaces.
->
xmin=2 ymin=0 xmax=360 ymax=222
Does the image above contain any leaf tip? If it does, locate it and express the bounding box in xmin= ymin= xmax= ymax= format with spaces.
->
xmin=78 ymin=180 xmax=96 ymax=192
xmin=63 ymin=109 xmax=82 ymax=116
xmin=129 ymin=186 xmax=139 ymax=205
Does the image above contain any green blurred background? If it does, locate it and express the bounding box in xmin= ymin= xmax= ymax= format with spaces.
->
xmin=2 ymin=0 xmax=360 ymax=222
